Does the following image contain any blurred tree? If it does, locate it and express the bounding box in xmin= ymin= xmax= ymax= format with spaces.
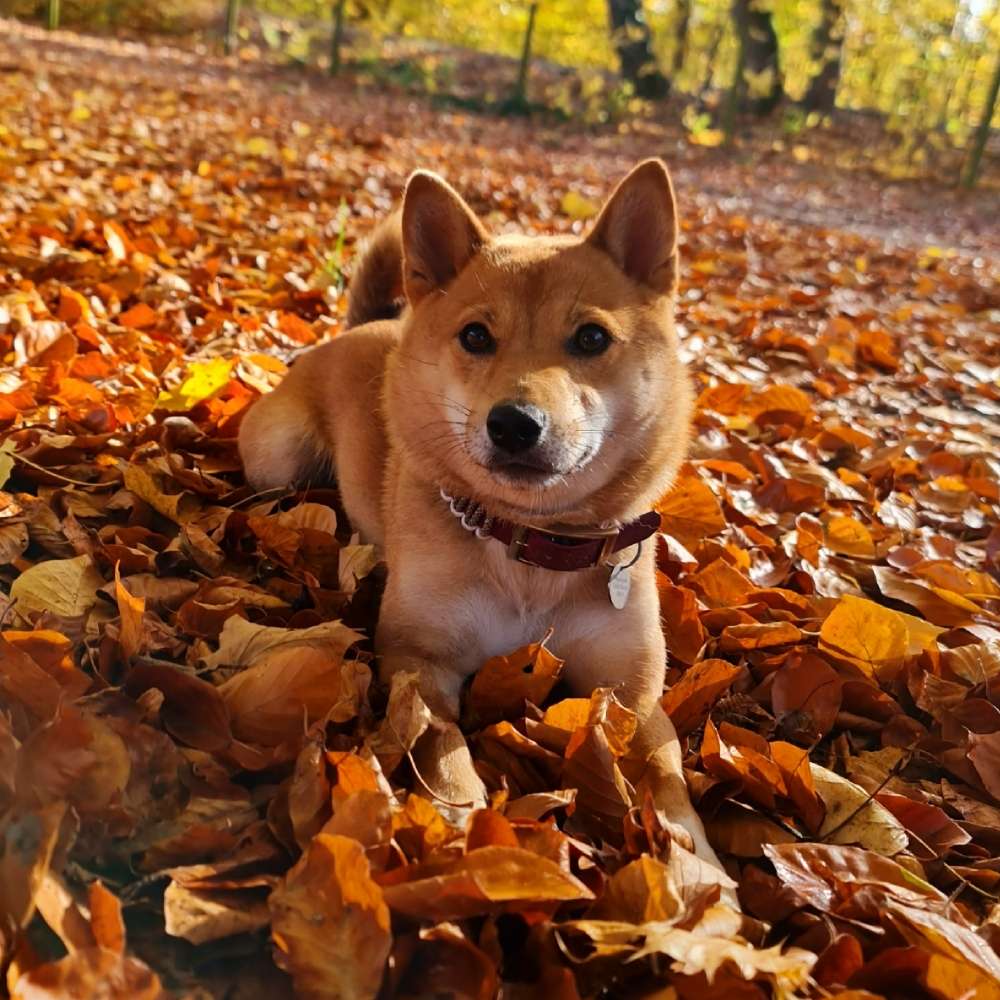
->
xmin=607 ymin=0 xmax=669 ymax=98
xmin=802 ymin=0 xmax=844 ymax=111
xmin=962 ymin=49 xmax=1000 ymax=188
xmin=514 ymin=1 xmax=539 ymax=105
xmin=330 ymin=0 xmax=347 ymax=74
xmin=224 ymin=0 xmax=239 ymax=54
xmin=732 ymin=0 xmax=782 ymax=114
xmin=672 ymin=0 xmax=691 ymax=76
xmin=46 ymin=0 xmax=59 ymax=29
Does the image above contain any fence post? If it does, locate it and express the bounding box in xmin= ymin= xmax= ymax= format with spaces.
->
xmin=513 ymin=2 xmax=539 ymax=105
xmin=47 ymin=0 xmax=60 ymax=30
xmin=224 ymin=0 xmax=241 ymax=55
xmin=330 ymin=0 xmax=348 ymax=76
xmin=962 ymin=51 xmax=1000 ymax=189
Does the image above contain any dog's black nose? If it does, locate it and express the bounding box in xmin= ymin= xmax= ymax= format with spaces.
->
xmin=487 ymin=402 xmax=545 ymax=453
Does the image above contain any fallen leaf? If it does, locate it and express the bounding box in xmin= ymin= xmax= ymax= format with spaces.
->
xmin=810 ymin=764 xmax=909 ymax=855
xmin=269 ymin=834 xmax=391 ymax=1000
xmin=9 ymin=554 xmax=103 ymax=623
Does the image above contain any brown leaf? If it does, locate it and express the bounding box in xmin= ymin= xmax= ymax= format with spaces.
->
xmin=967 ymin=730 xmax=1000 ymax=801
xmin=164 ymin=882 xmax=270 ymax=945
xmin=875 ymin=791 xmax=971 ymax=859
xmin=466 ymin=630 xmax=564 ymax=726
xmin=217 ymin=622 xmax=367 ymax=746
xmin=379 ymin=845 xmax=594 ymax=921
xmin=771 ymin=652 xmax=843 ymax=741
xmin=269 ymin=834 xmax=391 ymax=1000
xmin=662 ymin=659 xmax=741 ymax=738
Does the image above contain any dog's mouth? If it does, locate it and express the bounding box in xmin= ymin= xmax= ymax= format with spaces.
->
xmin=490 ymin=454 xmax=556 ymax=479
xmin=481 ymin=444 xmax=599 ymax=486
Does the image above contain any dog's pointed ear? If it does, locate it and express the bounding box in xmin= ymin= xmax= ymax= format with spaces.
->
xmin=402 ymin=171 xmax=488 ymax=304
xmin=586 ymin=159 xmax=678 ymax=293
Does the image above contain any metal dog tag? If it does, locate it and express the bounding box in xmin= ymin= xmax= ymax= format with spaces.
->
xmin=607 ymin=541 xmax=643 ymax=610
xmin=608 ymin=562 xmax=632 ymax=609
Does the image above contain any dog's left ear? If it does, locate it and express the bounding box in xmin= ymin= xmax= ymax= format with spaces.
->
xmin=586 ymin=159 xmax=678 ymax=293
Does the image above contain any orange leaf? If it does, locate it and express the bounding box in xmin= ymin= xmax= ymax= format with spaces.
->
xmin=87 ymin=882 xmax=125 ymax=955
xmin=270 ymin=834 xmax=391 ymax=1000
xmin=661 ymin=659 xmax=740 ymax=738
xmin=466 ymin=630 xmax=564 ymax=725
xmin=379 ymin=845 xmax=593 ymax=921
xmin=687 ymin=558 xmax=754 ymax=609
xmin=718 ymin=621 xmax=802 ymax=651
xmin=655 ymin=472 xmax=725 ymax=548
xmin=114 ymin=563 xmax=146 ymax=661
xmin=118 ymin=303 xmax=158 ymax=329
xmin=11 ymin=948 xmax=162 ymax=1000
xmin=658 ymin=576 xmax=707 ymax=664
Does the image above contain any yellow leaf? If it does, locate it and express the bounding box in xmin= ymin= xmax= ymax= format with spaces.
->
xmin=214 ymin=618 xmax=366 ymax=745
xmin=560 ymin=190 xmax=600 ymax=221
xmin=10 ymin=555 xmax=103 ymax=623
xmin=819 ymin=595 xmax=920 ymax=680
xmin=123 ymin=464 xmax=199 ymax=524
xmin=810 ymin=764 xmax=908 ymax=855
xmin=243 ymin=136 xmax=275 ymax=158
xmin=824 ymin=515 xmax=876 ymax=558
xmin=156 ymin=358 xmax=235 ymax=412
xmin=689 ymin=128 xmax=725 ymax=147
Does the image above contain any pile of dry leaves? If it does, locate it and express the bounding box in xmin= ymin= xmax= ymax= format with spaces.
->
xmin=1 ymin=19 xmax=999 ymax=1000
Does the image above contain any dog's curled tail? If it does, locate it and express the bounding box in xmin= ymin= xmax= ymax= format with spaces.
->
xmin=345 ymin=211 xmax=405 ymax=329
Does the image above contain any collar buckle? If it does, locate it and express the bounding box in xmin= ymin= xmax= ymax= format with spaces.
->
xmin=506 ymin=523 xmax=620 ymax=566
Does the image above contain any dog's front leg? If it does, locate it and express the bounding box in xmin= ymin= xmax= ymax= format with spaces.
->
xmin=558 ymin=577 xmax=724 ymax=876
xmin=376 ymin=618 xmax=488 ymax=815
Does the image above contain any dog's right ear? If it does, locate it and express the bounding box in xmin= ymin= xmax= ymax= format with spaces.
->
xmin=402 ymin=171 xmax=488 ymax=305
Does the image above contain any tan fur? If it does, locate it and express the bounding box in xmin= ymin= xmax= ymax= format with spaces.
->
xmin=239 ymin=161 xmax=728 ymax=881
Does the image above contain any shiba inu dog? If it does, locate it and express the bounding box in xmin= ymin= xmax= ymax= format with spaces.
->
xmin=239 ymin=160 xmax=728 ymax=880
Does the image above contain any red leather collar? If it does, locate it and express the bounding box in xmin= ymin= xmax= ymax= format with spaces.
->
xmin=441 ymin=490 xmax=661 ymax=572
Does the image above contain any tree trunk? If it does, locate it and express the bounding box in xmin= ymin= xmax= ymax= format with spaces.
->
xmin=962 ymin=50 xmax=1000 ymax=189
xmin=330 ymin=0 xmax=347 ymax=76
xmin=513 ymin=2 xmax=539 ymax=105
xmin=732 ymin=0 xmax=782 ymax=116
xmin=607 ymin=0 xmax=670 ymax=100
xmin=802 ymin=0 xmax=844 ymax=112
xmin=672 ymin=0 xmax=690 ymax=77
xmin=46 ymin=0 xmax=60 ymax=30
xmin=223 ymin=0 xmax=240 ymax=55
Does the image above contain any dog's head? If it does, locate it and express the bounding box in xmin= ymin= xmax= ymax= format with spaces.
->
xmin=385 ymin=159 xmax=692 ymax=525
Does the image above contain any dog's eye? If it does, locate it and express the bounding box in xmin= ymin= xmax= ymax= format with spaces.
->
xmin=458 ymin=323 xmax=495 ymax=355
xmin=569 ymin=323 xmax=612 ymax=357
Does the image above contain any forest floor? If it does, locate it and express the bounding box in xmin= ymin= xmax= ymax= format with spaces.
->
xmin=1 ymin=18 xmax=1000 ymax=1000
